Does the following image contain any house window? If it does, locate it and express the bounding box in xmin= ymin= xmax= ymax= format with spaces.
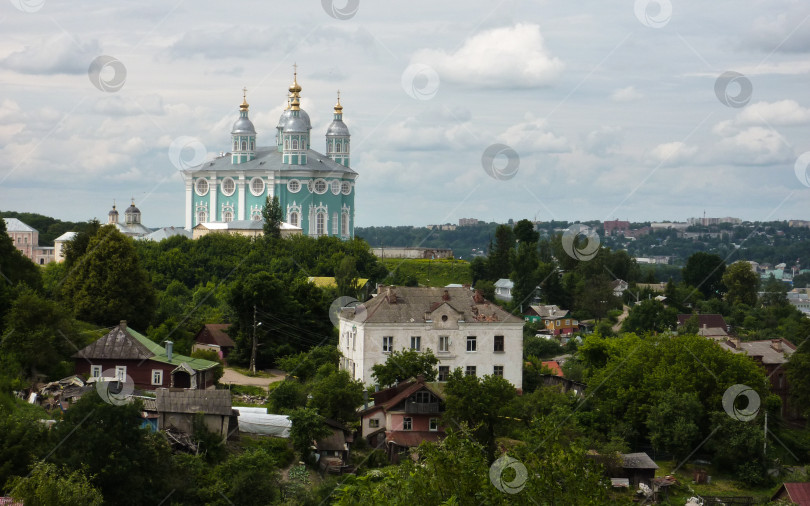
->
xmin=382 ymin=336 xmax=393 ymax=353
xmin=494 ymin=335 xmax=504 ymax=352
xmin=565 ymin=319 xmax=571 ymax=326
xmin=493 ymin=366 xmax=504 ymax=377
xmin=466 ymin=336 xmax=477 ymax=352
xmin=414 ymin=391 xmax=432 ymax=403
xmin=556 ymin=320 xmax=561 ymax=327
xmin=91 ymin=365 xmax=102 ymax=378
xmin=403 ymin=417 xmax=412 ymax=431
xmin=115 ymin=366 xmax=127 ymax=382
xmin=429 ymin=418 xmax=439 ymax=431
xmin=369 ymin=419 xmax=380 ymax=428
xmin=438 ymin=366 xmax=449 ymax=381
xmin=439 ymin=336 xmax=449 ymax=352
xmin=465 ymin=366 xmax=476 ymax=377
xmin=411 ymin=336 xmax=421 ymax=351
xmin=152 ymin=370 xmax=163 ymax=386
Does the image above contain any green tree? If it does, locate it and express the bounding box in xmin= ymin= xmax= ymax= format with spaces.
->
xmin=760 ymin=274 xmax=788 ymax=307
xmin=61 ymin=218 xmax=101 ymax=269
xmin=474 ymin=279 xmax=495 ymax=302
xmin=645 ymin=390 xmax=702 ymax=458
xmin=214 ymin=448 xmax=282 ymax=504
xmin=443 ymin=369 xmax=518 ymax=459
xmin=787 ymin=350 xmax=810 ymax=418
xmin=308 ymin=364 xmax=364 ymax=422
xmin=511 ymin=240 xmax=540 ymax=311
xmin=335 ymin=255 xmax=360 ymax=298
xmin=61 ymin=225 xmax=156 ymax=329
xmin=288 ymin=407 xmax=331 ymax=463
xmin=523 ymin=336 xmax=564 ymax=359
xmin=1 ymin=287 xmax=83 ymax=379
xmin=48 ymin=393 xmax=173 ymax=505
xmin=268 ymin=379 xmax=308 ymax=412
xmin=262 ymin=195 xmax=283 ymax=239
xmin=620 ymin=299 xmax=677 ymax=333
xmin=722 ymin=261 xmax=759 ymax=306
xmin=488 ymin=225 xmax=515 ymax=280
xmin=371 ymin=349 xmax=439 ymax=387
xmin=9 ymin=463 xmax=103 ymax=506
xmin=276 ymin=345 xmax=340 ymax=382
xmin=682 ymin=252 xmax=726 ymax=299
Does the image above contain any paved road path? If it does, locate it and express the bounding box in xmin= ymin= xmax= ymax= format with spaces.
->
xmin=220 ymin=368 xmax=286 ymax=390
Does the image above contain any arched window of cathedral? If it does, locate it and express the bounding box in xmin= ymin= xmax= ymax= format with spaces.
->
xmin=249 ymin=140 xmax=254 ymax=150
xmin=241 ymin=141 xmax=247 ymax=151
xmin=197 ymin=211 xmax=207 ymax=224
xmin=223 ymin=211 xmax=234 ymax=222
xmin=336 ymin=143 xmax=341 ymax=153
xmin=316 ymin=212 xmax=326 ymax=236
xmin=342 ymin=212 xmax=350 ymax=237
xmin=289 ymin=212 xmax=299 ymax=227
xmin=284 ymin=139 xmax=289 ymax=150
xmin=233 ymin=141 xmax=238 ymax=151
xmin=292 ymin=139 xmax=298 ymax=150
xmin=332 ymin=213 xmax=338 ymax=235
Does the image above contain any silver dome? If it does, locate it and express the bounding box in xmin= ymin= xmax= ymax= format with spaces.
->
xmin=232 ymin=116 xmax=256 ymax=134
xmin=126 ymin=205 xmax=140 ymax=214
xmin=326 ymin=119 xmax=350 ymax=136
xmin=299 ymin=109 xmax=311 ymax=129
xmin=277 ymin=109 xmax=293 ymax=129
xmin=283 ymin=115 xmax=309 ymax=133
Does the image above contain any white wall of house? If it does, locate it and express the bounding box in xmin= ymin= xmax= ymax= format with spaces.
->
xmin=339 ymin=310 xmax=523 ymax=389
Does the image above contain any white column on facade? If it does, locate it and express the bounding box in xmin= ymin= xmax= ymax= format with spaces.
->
xmin=266 ymin=172 xmax=274 ymax=199
xmin=184 ymin=177 xmax=193 ymax=230
xmin=209 ymin=175 xmax=217 ymax=222
xmin=237 ymin=173 xmax=246 ymax=220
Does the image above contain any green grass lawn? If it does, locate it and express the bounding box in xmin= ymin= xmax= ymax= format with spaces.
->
xmin=382 ymin=258 xmax=471 ymax=287
xmin=654 ymin=460 xmax=779 ymax=504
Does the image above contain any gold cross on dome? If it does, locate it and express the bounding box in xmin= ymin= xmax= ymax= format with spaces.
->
xmin=242 ymin=87 xmax=247 ymax=99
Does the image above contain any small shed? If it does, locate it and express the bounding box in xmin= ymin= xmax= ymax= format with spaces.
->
xmin=154 ymin=389 xmax=235 ymax=440
xmin=771 ymin=482 xmax=810 ymax=505
xmin=618 ymin=452 xmax=659 ymax=488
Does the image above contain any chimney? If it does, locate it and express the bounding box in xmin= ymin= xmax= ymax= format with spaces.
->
xmin=416 ymin=374 xmax=425 ymax=383
xmin=165 ymin=340 xmax=173 ymax=361
xmin=728 ymin=337 xmax=740 ymax=349
xmin=443 ymin=290 xmax=450 ymax=301
xmin=387 ymin=287 xmax=396 ymax=304
xmin=473 ymin=290 xmax=485 ymax=304
xmin=771 ymin=339 xmax=783 ymax=352
xmin=119 ymin=320 xmax=127 ymax=330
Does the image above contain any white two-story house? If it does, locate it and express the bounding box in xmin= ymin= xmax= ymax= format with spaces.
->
xmin=338 ymin=286 xmax=524 ymax=389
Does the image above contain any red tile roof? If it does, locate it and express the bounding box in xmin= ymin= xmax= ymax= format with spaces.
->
xmin=541 ymin=361 xmax=564 ymax=377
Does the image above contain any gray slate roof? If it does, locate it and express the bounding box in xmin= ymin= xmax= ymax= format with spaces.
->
xmin=138 ymin=227 xmax=192 ymax=241
xmin=184 ymin=146 xmax=356 ymax=175
xmin=155 ymin=389 xmax=232 ymax=416
xmin=621 ymin=452 xmax=659 ymax=469
xmin=721 ymin=339 xmax=796 ymax=364
xmin=494 ymin=278 xmax=513 ymax=289
xmin=342 ymin=286 xmax=524 ymax=325
xmin=74 ymin=326 xmax=153 ymax=361
xmin=529 ymin=305 xmax=569 ymax=319
xmin=54 ymin=231 xmax=78 ymax=242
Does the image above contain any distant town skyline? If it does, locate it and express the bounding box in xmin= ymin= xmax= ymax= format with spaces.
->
xmin=1 ymin=1 xmax=809 ymax=228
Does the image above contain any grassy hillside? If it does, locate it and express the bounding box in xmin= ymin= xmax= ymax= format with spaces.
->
xmin=382 ymin=258 xmax=471 ymax=287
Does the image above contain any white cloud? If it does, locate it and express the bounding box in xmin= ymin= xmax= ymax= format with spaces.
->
xmin=746 ymin=6 xmax=810 ymax=54
xmin=1 ymin=34 xmax=101 ymax=75
xmin=732 ymin=100 xmax=810 ymax=126
xmin=611 ymin=86 xmax=643 ymax=102
xmin=649 ymin=141 xmax=697 ymax=165
xmin=412 ymin=24 xmax=563 ymax=88
xmin=92 ymin=95 xmax=166 ymax=116
xmin=497 ymin=115 xmax=570 ymax=154
xmin=714 ymin=126 xmax=793 ymax=165
xmin=583 ymin=126 xmax=623 ymax=156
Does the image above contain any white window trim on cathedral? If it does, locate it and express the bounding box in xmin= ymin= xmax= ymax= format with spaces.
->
xmin=309 ymin=203 xmax=328 ymax=237
xmin=195 ymin=203 xmax=209 ymax=225
xmin=250 ymin=204 xmax=263 ymax=221
xmin=221 ymin=202 xmax=235 ymax=223
xmin=287 ymin=202 xmax=302 ymax=228
xmin=341 ymin=204 xmax=351 ymax=238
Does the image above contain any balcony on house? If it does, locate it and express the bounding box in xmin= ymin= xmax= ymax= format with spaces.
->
xmin=404 ymin=401 xmax=440 ymax=414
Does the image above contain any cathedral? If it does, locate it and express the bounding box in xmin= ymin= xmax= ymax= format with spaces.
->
xmin=181 ymin=71 xmax=357 ymax=239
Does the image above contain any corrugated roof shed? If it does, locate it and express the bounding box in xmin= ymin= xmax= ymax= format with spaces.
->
xmin=621 ymin=452 xmax=659 ymax=470
xmin=155 ymin=389 xmax=232 ymax=416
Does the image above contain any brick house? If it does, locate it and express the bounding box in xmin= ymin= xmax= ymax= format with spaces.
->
xmin=359 ymin=376 xmax=445 ymax=463
xmin=74 ymin=320 xmax=219 ymax=390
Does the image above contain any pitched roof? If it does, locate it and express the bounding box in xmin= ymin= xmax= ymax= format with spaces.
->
xmin=74 ymin=323 xmax=218 ymax=371
xmin=541 ymin=361 xmax=564 ymax=377
xmin=621 ymin=452 xmax=659 ymax=469
xmin=155 ymin=389 xmax=232 ymax=416
xmin=316 ymin=428 xmax=348 ymax=452
xmin=528 ymin=305 xmax=569 ymax=319
xmin=366 ymin=378 xmax=445 ymax=413
xmin=3 ymin=217 xmax=36 ymax=233
xmin=721 ymin=338 xmax=796 ymax=364
xmin=677 ymin=313 xmax=728 ymax=328
xmin=54 ymin=231 xmax=78 ymax=242
xmin=138 ymin=227 xmax=192 ymax=241
xmin=342 ymin=286 xmax=523 ymax=325
xmin=772 ymin=482 xmax=810 ymax=504
xmin=494 ymin=278 xmax=514 ymax=288
xmin=194 ymin=324 xmax=236 ymax=348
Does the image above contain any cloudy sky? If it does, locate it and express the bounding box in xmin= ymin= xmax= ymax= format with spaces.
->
xmin=1 ymin=0 xmax=809 ymax=228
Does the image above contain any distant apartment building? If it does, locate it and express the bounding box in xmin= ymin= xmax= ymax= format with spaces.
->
xmin=371 ymin=247 xmax=454 ymax=260
xmin=650 ymin=222 xmax=689 ymax=231
xmin=687 ymin=216 xmax=741 ymax=226
xmin=458 ymin=218 xmax=480 ymax=226
xmin=789 ymin=220 xmax=810 ymax=229
xmin=603 ymin=220 xmax=630 ymax=236
xmin=4 ymin=218 xmax=55 ymax=265
xmin=426 ymin=224 xmax=457 ymax=231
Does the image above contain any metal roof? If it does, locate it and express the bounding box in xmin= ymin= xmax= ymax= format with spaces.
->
xmin=3 ymin=218 xmax=36 ymax=233
xmin=54 ymin=231 xmax=78 ymax=242
xmin=183 ymin=146 xmax=356 ymax=175
xmin=155 ymin=388 xmax=232 ymax=416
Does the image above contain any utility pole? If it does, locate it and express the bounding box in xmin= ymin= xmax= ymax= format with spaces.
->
xmin=763 ymin=410 xmax=768 ymax=456
xmin=250 ymin=304 xmax=257 ymax=375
